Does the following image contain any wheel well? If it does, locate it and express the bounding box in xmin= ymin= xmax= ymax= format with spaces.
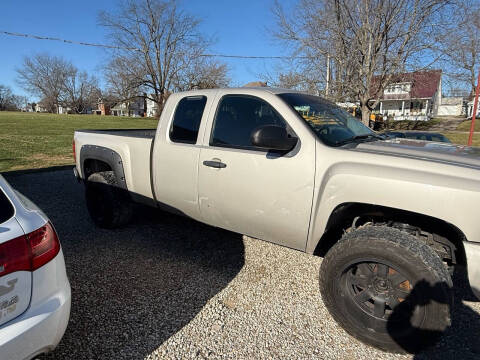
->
xmin=314 ymin=203 xmax=466 ymax=268
xmin=83 ymin=159 xmax=112 ymax=180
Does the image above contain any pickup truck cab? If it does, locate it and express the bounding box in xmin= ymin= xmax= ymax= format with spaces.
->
xmin=74 ymin=87 xmax=480 ymax=353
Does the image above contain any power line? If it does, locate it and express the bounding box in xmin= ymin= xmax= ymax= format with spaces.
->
xmin=1 ymin=30 xmax=307 ymax=60
xmin=1 ymin=31 xmax=141 ymax=52
xmin=200 ymin=54 xmax=307 ymax=59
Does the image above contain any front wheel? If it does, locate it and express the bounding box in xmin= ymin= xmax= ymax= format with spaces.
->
xmin=319 ymin=225 xmax=452 ymax=353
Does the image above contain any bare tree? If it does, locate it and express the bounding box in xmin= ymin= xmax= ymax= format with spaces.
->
xmin=172 ymin=59 xmax=230 ymax=91
xmin=104 ymin=56 xmax=145 ymax=112
xmin=436 ymin=0 xmax=480 ymax=97
xmin=99 ymin=0 xmax=229 ymax=114
xmin=263 ymin=69 xmax=323 ymax=94
xmin=16 ymin=54 xmax=100 ymax=113
xmin=273 ymin=0 xmax=450 ymax=125
xmin=0 ymin=85 xmax=21 ymax=111
xmin=62 ymin=70 xmax=101 ymax=113
xmin=16 ymin=54 xmax=72 ymax=113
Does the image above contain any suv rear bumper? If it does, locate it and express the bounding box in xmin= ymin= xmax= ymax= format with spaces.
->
xmin=0 ymin=251 xmax=71 ymax=360
xmin=464 ymin=241 xmax=480 ymax=300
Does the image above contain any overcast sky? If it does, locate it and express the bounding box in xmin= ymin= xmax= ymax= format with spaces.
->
xmin=0 ymin=0 xmax=295 ymax=99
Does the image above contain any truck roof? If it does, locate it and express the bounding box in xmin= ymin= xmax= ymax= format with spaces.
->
xmin=173 ymin=87 xmax=306 ymax=97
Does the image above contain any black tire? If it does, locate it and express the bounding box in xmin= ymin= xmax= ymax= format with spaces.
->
xmin=85 ymin=171 xmax=133 ymax=228
xmin=319 ymin=225 xmax=452 ymax=353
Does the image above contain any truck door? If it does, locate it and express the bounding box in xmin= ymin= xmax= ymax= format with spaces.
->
xmin=152 ymin=93 xmax=214 ymax=220
xmin=198 ymin=93 xmax=315 ymax=250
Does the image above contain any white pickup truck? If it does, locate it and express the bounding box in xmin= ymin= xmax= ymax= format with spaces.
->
xmin=73 ymin=87 xmax=480 ymax=353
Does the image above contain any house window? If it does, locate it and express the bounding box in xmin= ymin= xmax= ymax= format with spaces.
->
xmin=410 ymin=101 xmax=424 ymax=113
xmin=384 ymin=82 xmax=411 ymax=96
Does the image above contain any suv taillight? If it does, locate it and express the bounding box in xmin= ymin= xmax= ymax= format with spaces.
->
xmin=0 ymin=222 xmax=60 ymax=277
xmin=29 ymin=222 xmax=61 ymax=270
xmin=0 ymin=234 xmax=30 ymax=276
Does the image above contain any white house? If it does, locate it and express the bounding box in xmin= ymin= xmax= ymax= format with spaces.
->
xmin=111 ymin=96 xmax=146 ymax=117
xmin=58 ymin=105 xmax=71 ymax=115
xmin=437 ymin=97 xmax=465 ymax=116
xmin=467 ymin=99 xmax=480 ymax=118
xmin=372 ymin=70 xmax=442 ymax=121
xmin=21 ymin=103 xmax=35 ymax=112
xmin=35 ymin=103 xmax=48 ymax=113
xmin=146 ymin=97 xmax=159 ymax=117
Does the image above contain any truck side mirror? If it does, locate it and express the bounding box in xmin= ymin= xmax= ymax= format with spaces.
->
xmin=250 ymin=125 xmax=298 ymax=152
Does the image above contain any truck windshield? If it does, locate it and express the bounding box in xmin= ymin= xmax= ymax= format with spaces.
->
xmin=278 ymin=93 xmax=378 ymax=146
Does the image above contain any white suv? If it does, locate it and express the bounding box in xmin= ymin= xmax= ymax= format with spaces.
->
xmin=0 ymin=174 xmax=71 ymax=360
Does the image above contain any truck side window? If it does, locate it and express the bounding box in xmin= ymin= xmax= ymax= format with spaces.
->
xmin=170 ymin=96 xmax=207 ymax=144
xmin=211 ymin=95 xmax=288 ymax=149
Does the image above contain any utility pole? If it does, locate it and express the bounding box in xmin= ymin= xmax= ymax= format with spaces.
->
xmin=468 ymin=70 xmax=480 ymax=146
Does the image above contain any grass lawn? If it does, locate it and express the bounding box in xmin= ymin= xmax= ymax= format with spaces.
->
xmin=455 ymin=119 xmax=480 ymax=132
xmin=442 ymin=132 xmax=480 ymax=147
xmin=384 ymin=118 xmax=441 ymax=130
xmin=442 ymin=118 xmax=480 ymax=145
xmin=0 ymin=111 xmax=158 ymax=172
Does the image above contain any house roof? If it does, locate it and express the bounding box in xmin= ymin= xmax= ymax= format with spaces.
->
xmin=372 ymin=70 xmax=442 ymax=100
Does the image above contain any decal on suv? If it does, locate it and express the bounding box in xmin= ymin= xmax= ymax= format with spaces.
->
xmin=0 ymin=278 xmax=18 ymax=297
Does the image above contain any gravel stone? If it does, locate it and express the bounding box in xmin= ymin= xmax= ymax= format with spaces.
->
xmin=5 ymin=169 xmax=480 ymax=360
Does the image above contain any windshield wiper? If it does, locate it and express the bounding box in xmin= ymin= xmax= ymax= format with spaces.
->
xmin=335 ymin=134 xmax=383 ymax=146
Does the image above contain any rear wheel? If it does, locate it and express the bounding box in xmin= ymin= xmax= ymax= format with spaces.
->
xmin=85 ymin=171 xmax=132 ymax=228
xmin=319 ymin=225 xmax=452 ymax=353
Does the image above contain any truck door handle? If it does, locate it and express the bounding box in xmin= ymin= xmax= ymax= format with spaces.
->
xmin=203 ymin=160 xmax=227 ymax=169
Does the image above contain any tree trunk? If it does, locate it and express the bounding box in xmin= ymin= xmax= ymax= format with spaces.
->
xmin=361 ymin=103 xmax=371 ymax=127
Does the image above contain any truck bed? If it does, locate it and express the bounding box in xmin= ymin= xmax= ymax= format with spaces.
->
xmin=74 ymin=128 xmax=157 ymax=203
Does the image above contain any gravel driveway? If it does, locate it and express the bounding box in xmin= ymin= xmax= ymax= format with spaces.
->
xmin=5 ymin=169 xmax=480 ymax=360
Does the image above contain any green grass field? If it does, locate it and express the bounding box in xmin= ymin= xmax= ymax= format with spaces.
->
xmin=0 ymin=111 xmax=158 ymax=172
xmin=455 ymin=119 xmax=480 ymax=132
xmin=384 ymin=118 xmax=441 ymax=130
xmin=442 ymin=132 xmax=480 ymax=147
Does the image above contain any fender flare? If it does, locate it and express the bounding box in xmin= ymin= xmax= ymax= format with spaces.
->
xmin=80 ymin=145 xmax=128 ymax=190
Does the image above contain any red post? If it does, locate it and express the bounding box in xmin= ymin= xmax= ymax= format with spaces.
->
xmin=468 ymin=71 xmax=480 ymax=146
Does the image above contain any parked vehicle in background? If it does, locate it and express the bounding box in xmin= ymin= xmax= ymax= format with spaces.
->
xmin=368 ymin=113 xmax=384 ymax=130
xmin=383 ymin=131 xmax=451 ymax=143
xmin=336 ymin=102 xmax=384 ymax=130
xmin=0 ymin=175 xmax=71 ymax=360
xmin=74 ymin=87 xmax=480 ymax=353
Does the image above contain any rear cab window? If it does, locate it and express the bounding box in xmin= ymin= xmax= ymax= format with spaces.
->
xmin=170 ymin=96 xmax=207 ymax=144
xmin=210 ymin=94 xmax=291 ymax=150
xmin=0 ymin=188 xmax=14 ymax=224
